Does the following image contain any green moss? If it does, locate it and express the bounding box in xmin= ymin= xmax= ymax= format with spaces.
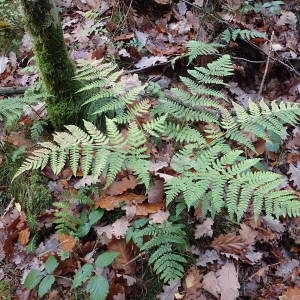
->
xmin=20 ymin=0 xmax=85 ymax=129
xmin=0 ymin=280 xmax=14 ymax=299
xmin=0 ymin=146 xmax=52 ymax=224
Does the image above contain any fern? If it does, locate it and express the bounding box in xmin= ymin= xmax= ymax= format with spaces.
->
xmin=13 ymin=118 xmax=153 ymax=188
xmin=220 ymin=28 xmax=267 ymax=43
xmin=186 ymin=40 xmax=224 ymax=63
xmin=0 ymin=93 xmax=50 ymax=127
xmin=75 ymin=59 xmax=147 ymax=121
xmin=221 ymin=99 xmax=300 ymax=151
xmin=165 ymin=144 xmax=299 ymax=221
xmin=128 ymin=220 xmax=187 ymax=283
xmin=53 ymin=201 xmax=104 ymax=237
xmin=13 ymin=40 xmax=300 ymax=223
xmin=154 ymin=55 xmax=233 ymax=127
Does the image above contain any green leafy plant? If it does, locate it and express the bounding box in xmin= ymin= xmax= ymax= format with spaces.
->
xmin=72 ymin=251 xmax=119 ymax=300
xmin=24 ymin=252 xmax=119 ymax=299
xmin=241 ymin=0 xmax=284 ymax=15
xmin=12 ymin=118 xmax=152 ymax=188
xmin=126 ymin=218 xmax=187 ymax=283
xmin=165 ymin=143 xmax=299 ymax=221
xmin=24 ymin=255 xmax=58 ymax=298
xmin=0 ymin=92 xmax=50 ymax=128
xmin=53 ymin=202 xmax=103 ymax=238
xmin=220 ymin=28 xmax=266 ymax=43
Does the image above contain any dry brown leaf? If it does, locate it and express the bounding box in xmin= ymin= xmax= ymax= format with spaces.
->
xmin=287 ymin=164 xmax=300 ymax=191
xmin=277 ymin=11 xmax=298 ymax=29
xmin=112 ymin=217 xmax=130 ymax=239
xmin=108 ymin=239 xmax=136 ymax=274
xmin=203 ymin=271 xmax=220 ymax=297
xmin=18 ymin=228 xmax=30 ymax=245
xmin=154 ymin=0 xmax=170 ymax=4
xmin=113 ymin=33 xmax=134 ymax=42
xmin=195 ymin=218 xmax=213 ymax=239
xmin=239 ymin=223 xmax=257 ymax=247
xmin=149 ymin=210 xmax=170 ymax=224
xmin=147 ymin=179 xmax=164 ymax=203
xmin=58 ymin=234 xmax=76 ymax=252
xmin=196 ymin=249 xmax=221 ymax=267
xmin=211 ymin=233 xmax=248 ymax=254
xmin=159 ymin=280 xmax=181 ymax=300
xmin=279 ymin=287 xmax=300 ymax=300
xmin=135 ymin=202 xmax=165 ymax=216
xmin=6 ymin=132 xmax=33 ymax=147
xmin=217 ymin=262 xmax=240 ymax=300
xmin=184 ymin=266 xmax=204 ymax=300
xmin=95 ymin=193 xmax=146 ymax=210
xmin=107 ymin=175 xmax=138 ymax=195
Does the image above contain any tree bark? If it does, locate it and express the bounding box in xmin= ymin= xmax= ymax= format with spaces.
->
xmin=20 ymin=0 xmax=83 ymax=130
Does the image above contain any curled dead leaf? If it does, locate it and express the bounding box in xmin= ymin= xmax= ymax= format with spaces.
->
xmin=18 ymin=228 xmax=30 ymax=245
xmin=58 ymin=234 xmax=76 ymax=252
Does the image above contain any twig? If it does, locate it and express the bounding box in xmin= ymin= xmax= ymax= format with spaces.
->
xmin=231 ymin=56 xmax=265 ymax=64
xmin=123 ymin=60 xmax=171 ymax=74
xmin=0 ymin=198 xmax=15 ymax=218
xmin=258 ymin=31 xmax=274 ymax=98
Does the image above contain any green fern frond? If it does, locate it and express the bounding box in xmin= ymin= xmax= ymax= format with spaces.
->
xmin=165 ymin=144 xmax=298 ymax=220
xmin=220 ymin=28 xmax=267 ymax=43
xmin=113 ymin=100 xmax=151 ymax=124
xmin=186 ymin=40 xmax=223 ymax=63
xmin=221 ymin=100 xmax=300 ymax=150
xmin=0 ymin=93 xmax=50 ymax=126
xmin=75 ymin=60 xmax=147 ymax=120
xmin=130 ymin=221 xmax=187 ymax=283
xmin=13 ymin=118 xmax=150 ymax=189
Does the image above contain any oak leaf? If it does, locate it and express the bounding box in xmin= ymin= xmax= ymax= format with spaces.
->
xmin=195 ymin=218 xmax=213 ymax=239
xmin=203 ymin=271 xmax=220 ymax=297
xmin=107 ymin=175 xmax=138 ymax=195
xmin=217 ymin=262 xmax=240 ymax=300
xmin=108 ymin=239 xmax=136 ymax=274
xmin=211 ymin=233 xmax=248 ymax=254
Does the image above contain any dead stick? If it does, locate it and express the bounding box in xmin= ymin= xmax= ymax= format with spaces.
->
xmin=258 ymin=31 xmax=274 ymax=98
xmin=0 ymin=86 xmax=28 ymax=96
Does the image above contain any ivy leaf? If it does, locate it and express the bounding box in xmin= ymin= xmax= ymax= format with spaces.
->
xmin=72 ymin=264 xmax=94 ymax=289
xmin=86 ymin=275 xmax=109 ymax=300
xmin=38 ymin=275 xmax=55 ymax=298
xmin=45 ymin=256 xmax=59 ymax=274
xmin=24 ymin=269 xmax=43 ymax=289
xmin=95 ymin=251 xmax=120 ymax=268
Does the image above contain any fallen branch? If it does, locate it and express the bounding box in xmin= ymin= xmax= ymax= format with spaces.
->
xmin=0 ymin=86 xmax=28 ymax=96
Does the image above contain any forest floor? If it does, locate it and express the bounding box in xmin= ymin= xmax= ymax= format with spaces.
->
xmin=1 ymin=0 xmax=300 ymax=299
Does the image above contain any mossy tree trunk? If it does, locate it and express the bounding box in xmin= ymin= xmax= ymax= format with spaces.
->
xmin=20 ymin=0 xmax=82 ymax=130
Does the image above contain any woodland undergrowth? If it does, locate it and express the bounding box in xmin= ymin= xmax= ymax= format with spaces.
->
xmin=1 ymin=2 xmax=300 ymax=299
